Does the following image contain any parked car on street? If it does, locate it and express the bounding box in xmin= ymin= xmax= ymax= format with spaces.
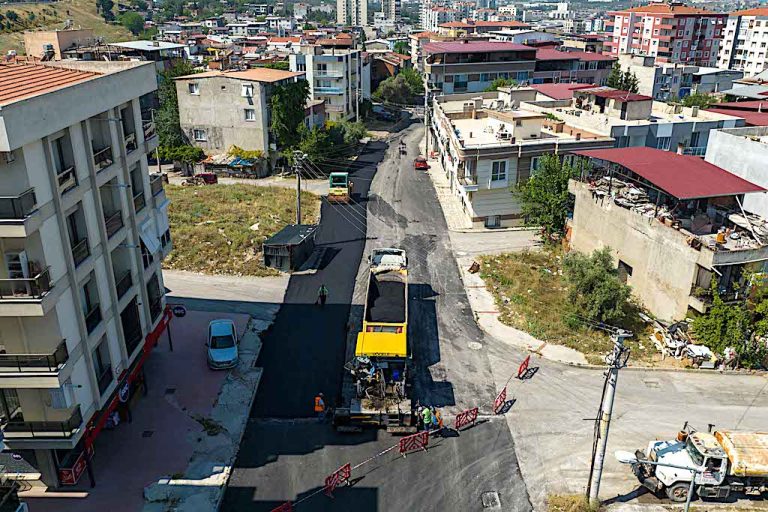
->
xmin=206 ymin=319 xmax=238 ymax=369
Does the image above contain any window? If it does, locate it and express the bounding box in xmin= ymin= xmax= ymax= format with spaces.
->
xmin=193 ymin=129 xmax=207 ymax=141
xmin=530 ymin=156 xmax=541 ymax=173
xmin=656 ymin=136 xmax=671 ymax=151
xmin=241 ymin=84 xmax=254 ymax=97
xmin=188 ymin=82 xmax=200 ymax=95
xmin=491 ymin=161 xmax=506 ymax=182
xmin=244 ymin=109 xmax=256 ymax=121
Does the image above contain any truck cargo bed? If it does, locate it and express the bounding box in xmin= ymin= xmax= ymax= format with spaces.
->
xmin=366 ymin=273 xmax=406 ymax=323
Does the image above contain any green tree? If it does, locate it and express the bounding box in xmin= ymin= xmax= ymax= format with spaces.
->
xmin=120 ymin=11 xmax=145 ymax=35
xmin=485 ymin=77 xmax=518 ymax=92
xmin=157 ymin=61 xmax=196 ymax=149
xmin=394 ymin=41 xmax=409 ymax=55
xmin=563 ymin=248 xmax=634 ymax=325
xmin=516 ymin=153 xmax=581 ymax=239
xmin=681 ymin=92 xmax=718 ymax=109
xmin=270 ymin=79 xmax=310 ymax=149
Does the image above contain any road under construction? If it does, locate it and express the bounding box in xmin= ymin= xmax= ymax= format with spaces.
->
xmin=221 ymin=120 xmax=533 ymax=511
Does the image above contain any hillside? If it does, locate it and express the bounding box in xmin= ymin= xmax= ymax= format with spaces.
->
xmin=0 ymin=0 xmax=133 ymax=56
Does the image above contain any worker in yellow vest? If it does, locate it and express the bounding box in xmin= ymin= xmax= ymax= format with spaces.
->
xmin=314 ymin=392 xmax=326 ymax=418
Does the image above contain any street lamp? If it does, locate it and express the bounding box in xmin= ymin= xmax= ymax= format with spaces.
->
xmin=614 ymin=450 xmax=701 ymax=512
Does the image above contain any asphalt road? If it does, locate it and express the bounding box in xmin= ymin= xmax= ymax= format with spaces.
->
xmin=222 ymin=122 xmax=533 ymax=511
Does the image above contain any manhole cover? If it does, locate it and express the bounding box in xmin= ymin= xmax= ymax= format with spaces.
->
xmin=165 ymin=387 xmax=177 ymax=395
xmin=142 ymin=430 xmax=155 ymax=438
xmin=481 ymin=491 xmax=501 ymax=509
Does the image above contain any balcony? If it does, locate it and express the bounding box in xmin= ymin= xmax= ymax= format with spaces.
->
xmin=150 ymin=174 xmax=164 ymax=197
xmin=0 ymin=188 xmax=39 ymax=237
xmin=124 ymin=132 xmax=137 ymax=153
xmin=0 ymin=340 xmax=68 ymax=374
xmin=71 ymin=238 xmax=90 ymax=267
xmin=57 ymin=166 xmax=77 ymax=194
xmin=314 ymin=86 xmax=344 ymax=94
xmin=115 ymin=270 xmax=133 ymax=300
xmin=92 ymin=146 xmax=114 ymax=172
xmin=84 ymin=305 xmax=102 ymax=334
xmin=104 ymin=210 xmax=124 ymax=239
xmin=133 ymin=191 xmax=146 ymax=213
xmin=3 ymin=405 xmax=83 ymax=440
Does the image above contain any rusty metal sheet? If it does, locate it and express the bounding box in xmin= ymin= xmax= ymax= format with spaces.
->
xmin=715 ymin=430 xmax=768 ymax=478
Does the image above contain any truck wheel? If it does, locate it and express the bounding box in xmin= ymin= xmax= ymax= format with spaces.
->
xmin=666 ymin=483 xmax=693 ymax=503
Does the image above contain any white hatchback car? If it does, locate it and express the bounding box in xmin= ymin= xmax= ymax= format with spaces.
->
xmin=206 ymin=319 xmax=238 ymax=370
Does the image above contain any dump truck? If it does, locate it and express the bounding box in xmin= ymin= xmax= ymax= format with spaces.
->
xmin=334 ymin=248 xmax=415 ymax=433
xmin=628 ymin=425 xmax=768 ymax=502
xmin=327 ymin=172 xmax=352 ymax=203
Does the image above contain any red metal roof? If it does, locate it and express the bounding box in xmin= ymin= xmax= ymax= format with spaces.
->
xmin=423 ymin=41 xmax=533 ymax=54
xmin=531 ymin=83 xmax=595 ymax=100
xmin=573 ymin=147 xmax=765 ymax=200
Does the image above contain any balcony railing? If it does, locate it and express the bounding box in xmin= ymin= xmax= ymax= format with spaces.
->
xmin=84 ymin=304 xmax=102 ymax=334
xmin=0 ymin=340 xmax=68 ymax=373
xmin=133 ymin=191 xmax=146 ymax=213
xmin=0 ymin=267 xmax=52 ymax=300
xmin=57 ymin=166 xmax=77 ymax=194
xmin=142 ymin=120 xmax=156 ymax=141
xmin=4 ymin=405 xmax=82 ymax=439
xmin=71 ymin=238 xmax=90 ymax=267
xmin=0 ymin=188 xmax=37 ymax=220
xmin=125 ymin=132 xmax=137 ymax=153
xmin=92 ymin=146 xmax=114 ymax=171
xmin=104 ymin=210 xmax=124 ymax=239
xmin=96 ymin=368 xmax=113 ymax=395
xmin=150 ymin=174 xmax=164 ymax=197
xmin=115 ymin=270 xmax=133 ymax=299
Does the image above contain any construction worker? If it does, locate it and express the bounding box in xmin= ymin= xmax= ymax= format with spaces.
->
xmin=317 ymin=284 xmax=329 ymax=307
xmin=314 ymin=392 xmax=326 ymax=418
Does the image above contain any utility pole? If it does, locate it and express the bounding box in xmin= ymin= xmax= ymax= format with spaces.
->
xmin=293 ymin=151 xmax=305 ymax=225
xmin=587 ymin=329 xmax=632 ymax=508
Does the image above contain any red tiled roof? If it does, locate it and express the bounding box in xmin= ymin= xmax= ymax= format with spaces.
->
xmin=578 ymin=86 xmax=652 ymax=102
xmin=531 ymin=83 xmax=595 ymax=100
xmin=610 ymin=3 xmax=723 ymax=15
xmin=423 ymin=41 xmax=533 ymax=54
xmin=729 ymin=8 xmax=768 ymax=17
xmin=572 ymin=147 xmax=765 ymax=200
xmin=0 ymin=63 xmax=101 ymax=106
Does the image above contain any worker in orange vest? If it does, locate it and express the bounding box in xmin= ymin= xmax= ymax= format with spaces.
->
xmin=314 ymin=392 xmax=326 ymax=418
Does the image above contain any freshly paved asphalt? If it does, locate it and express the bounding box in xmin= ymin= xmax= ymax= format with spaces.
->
xmin=221 ymin=123 xmax=533 ymax=511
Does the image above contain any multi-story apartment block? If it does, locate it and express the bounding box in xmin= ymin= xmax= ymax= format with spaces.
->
xmin=290 ymin=47 xmax=367 ymax=121
xmin=0 ymin=61 xmax=171 ymax=487
xmin=337 ymin=0 xmax=368 ymax=27
xmin=175 ymin=68 xmax=305 ymax=154
xmin=718 ymin=8 xmax=768 ymax=76
xmin=423 ymin=41 xmax=536 ymax=94
xmin=605 ymin=2 xmax=726 ymax=67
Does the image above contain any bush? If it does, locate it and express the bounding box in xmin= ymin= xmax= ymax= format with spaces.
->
xmin=562 ymin=248 xmax=633 ymax=325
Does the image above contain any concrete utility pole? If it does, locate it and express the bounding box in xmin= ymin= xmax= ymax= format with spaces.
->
xmin=293 ymin=151 xmax=306 ymax=225
xmin=587 ymin=329 xmax=632 ymax=508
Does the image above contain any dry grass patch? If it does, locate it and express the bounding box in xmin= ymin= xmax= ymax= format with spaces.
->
xmin=479 ymin=250 xmax=654 ymax=364
xmin=164 ymin=184 xmax=320 ymax=277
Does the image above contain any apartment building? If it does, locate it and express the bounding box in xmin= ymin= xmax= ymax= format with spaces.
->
xmin=290 ymin=47 xmax=367 ymax=121
xmin=718 ymin=8 xmax=768 ymax=76
xmin=618 ymin=54 xmax=743 ymax=101
xmin=568 ymin=147 xmax=768 ymax=321
xmin=532 ymin=48 xmax=615 ymax=85
xmin=523 ymin=86 xmax=744 ymax=156
xmin=428 ymin=90 xmax=614 ymax=228
xmin=337 ymin=0 xmax=367 ymax=27
xmin=175 ymin=68 xmax=305 ymax=154
xmin=423 ymin=41 xmax=536 ymax=94
xmin=605 ymin=2 xmax=726 ymax=67
xmin=0 ymin=61 xmax=171 ymax=487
